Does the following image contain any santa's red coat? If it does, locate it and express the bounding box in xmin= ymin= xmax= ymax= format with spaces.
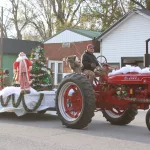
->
xmin=13 ymin=59 xmax=32 ymax=81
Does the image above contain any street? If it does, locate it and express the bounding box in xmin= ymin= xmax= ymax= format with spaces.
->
xmin=0 ymin=111 xmax=149 ymax=150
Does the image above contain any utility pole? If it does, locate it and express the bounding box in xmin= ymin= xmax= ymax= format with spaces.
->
xmin=0 ymin=7 xmax=3 ymax=68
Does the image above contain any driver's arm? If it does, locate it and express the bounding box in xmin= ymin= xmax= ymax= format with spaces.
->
xmin=93 ymin=55 xmax=99 ymax=67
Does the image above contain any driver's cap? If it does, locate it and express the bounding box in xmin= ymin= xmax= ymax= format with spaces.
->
xmin=87 ymin=44 xmax=94 ymax=49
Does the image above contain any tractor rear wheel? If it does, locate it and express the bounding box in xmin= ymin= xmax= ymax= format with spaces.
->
xmin=56 ymin=74 xmax=96 ymax=129
xmin=146 ymin=109 xmax=150 ymax=131
xmin=102 ymin=106 xmax=138 ymax=125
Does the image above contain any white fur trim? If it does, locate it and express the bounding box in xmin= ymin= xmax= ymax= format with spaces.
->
xmin=16 ymin=56 xmax=28 ymax=62
xmin=18 ymin=60 xmax=29 ymax=82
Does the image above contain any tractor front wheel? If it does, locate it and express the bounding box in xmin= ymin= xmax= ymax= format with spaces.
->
xmin=146 ymin=109 xmax=150 ymax=131
xmin=56 ymin=74 xmax=96 ymax=129
xmin=102 ymin=106 xmax=138 ymax=125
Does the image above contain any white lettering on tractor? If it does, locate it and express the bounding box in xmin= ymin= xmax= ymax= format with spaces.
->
xmin=124 ymin=76 xmax=139 ymax=80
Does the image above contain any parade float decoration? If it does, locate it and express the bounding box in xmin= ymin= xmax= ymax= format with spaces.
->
xmin=0 ymin=46 xmax=55 ymax=116
xmin=30 ymin=46 xmax=53 ymax=91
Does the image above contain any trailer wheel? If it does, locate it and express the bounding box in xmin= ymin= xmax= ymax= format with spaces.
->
xmin=56 ymin=74 xmax=96 ymax=129
xmin=146 ymin=109 xmax=150 ymax=131
xmin=102 ymin=106 xmax=138 ymax=125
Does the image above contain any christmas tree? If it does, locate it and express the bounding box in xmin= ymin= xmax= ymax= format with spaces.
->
xmin=30 ymin=46 xmax=53 ymax=91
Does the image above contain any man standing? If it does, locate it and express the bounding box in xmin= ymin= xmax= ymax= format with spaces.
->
xmin=81 ymin=44 xmax=99 ymax=83
xmin=13 ymin=52 xmax=32 ymax=93
xmin=3 ymin=69 xmax=11 ymax=87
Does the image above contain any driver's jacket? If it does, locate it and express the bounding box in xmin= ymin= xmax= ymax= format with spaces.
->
xmin=81 ymin=51 xmax=99 ymax=71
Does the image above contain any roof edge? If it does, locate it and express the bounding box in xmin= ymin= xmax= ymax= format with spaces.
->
xmin=44 ymin=28 xmax=102 ymax=43
xmin=68 ymin=28 xmax=100 ymax=39
xmin=96 ymin=9 xmax=139 ymax=40
xmin=44 ymin=28 xmax=67 ymax=43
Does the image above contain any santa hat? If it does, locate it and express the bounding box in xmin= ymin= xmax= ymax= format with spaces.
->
xmin=18 ymin=52 xmax=26 ymax=57
xmin=16 ymin=52 xmax=28 ymax=61
xmin=87 ymin=44 xmax=94 ymax=49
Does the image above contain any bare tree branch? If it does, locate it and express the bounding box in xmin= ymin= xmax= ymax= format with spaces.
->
xmin=69 ymin=0 xmax=84 ymax=23
xmin=130 ymin=0 xmax=146 ymax=9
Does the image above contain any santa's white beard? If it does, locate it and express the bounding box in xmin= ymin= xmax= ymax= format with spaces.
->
xmin=16 ymin=56 xmax=28 ymax=62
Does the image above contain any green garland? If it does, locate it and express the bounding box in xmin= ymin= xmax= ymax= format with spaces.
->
xmin=12 ymin=93 xmax=23 ymax=108
xmin=0 ymin=93 xmax=44 ymax=112
xmin=0 ymin=95 xmax=11 ymax=107
xmin=22 ymin=93 xmax=44 ymax=112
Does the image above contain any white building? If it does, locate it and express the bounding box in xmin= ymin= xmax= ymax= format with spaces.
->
xmin=97 ymin=9 xmax=150 ymax=68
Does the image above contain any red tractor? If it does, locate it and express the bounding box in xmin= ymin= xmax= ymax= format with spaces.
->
xmin=56 ymin=46 xmax=150 ymax=131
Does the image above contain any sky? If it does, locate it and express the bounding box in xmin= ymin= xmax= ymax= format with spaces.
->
xmin=0 ymin=0 xmax=9 ymax=7
xmin=0 ymin=0 xmax=5 ymax=7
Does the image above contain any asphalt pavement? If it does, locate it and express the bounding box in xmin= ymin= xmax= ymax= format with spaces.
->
xmin=0 ymin=111 xmax=149 ymax=150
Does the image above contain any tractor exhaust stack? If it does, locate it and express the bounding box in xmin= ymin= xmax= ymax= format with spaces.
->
xmin=144 ymin=38 xmax=150 ymax=67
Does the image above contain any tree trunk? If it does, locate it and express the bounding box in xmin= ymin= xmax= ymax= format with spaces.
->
xmin=146 ymin=0 xmax=150 ymax=10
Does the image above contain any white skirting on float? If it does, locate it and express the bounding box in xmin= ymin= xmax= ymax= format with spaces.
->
xmin=0 ymin=87 xmax=56 ymax=116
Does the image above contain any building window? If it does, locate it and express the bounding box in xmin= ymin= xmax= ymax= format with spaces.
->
xmin=48 ymin=61 xmax=63 ymax=85
xmin=51 ymin=63 xmax=55 ymax=71
xmin=57 ymin=63 xmax=63 ymax=83
xmin=121 ymin=57 xmax=143 ymax=68
xmin=51 ymin=63 xmax=55 ymax=79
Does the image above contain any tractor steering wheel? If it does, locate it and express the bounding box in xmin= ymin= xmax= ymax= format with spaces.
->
xmin=96 ymin=55 xmax=107 ymax=67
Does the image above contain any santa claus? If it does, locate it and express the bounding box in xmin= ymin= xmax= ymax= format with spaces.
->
xmin=13 ymin=52 xmax=32 ymax=93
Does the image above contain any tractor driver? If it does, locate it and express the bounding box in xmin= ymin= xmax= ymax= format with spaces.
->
xmin=81 ymin=44 xmax=100 ymax=83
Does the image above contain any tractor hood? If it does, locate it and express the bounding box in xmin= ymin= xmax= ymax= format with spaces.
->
xmin=108 ymin=73 xmax=150 ymax=84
